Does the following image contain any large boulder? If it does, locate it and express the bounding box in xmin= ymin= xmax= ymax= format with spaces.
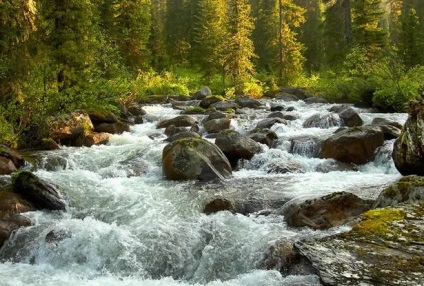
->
xmin=0 ymin=212 xmax=32 ymax=248
xmin=0 ymin=147 xmax=25 ymax=170
xmin=392 ymin=101 xmax=424 ymax=176
xmin=12 ymin=171 xmax=67 ymax=211
xmin=191 ymin=86 xmax=212 ymax=100
xmin=339 ymin=107 xmax=363 ymax=127
xmin=47 ymin=110 xmax=94 ymax=144
xmin=296 ymin=203 xmax=424 ymax=285
xmin=157 ymin=115 xmax=197 ymax=129
xmin=320 ymin=126 xmax=385 ymax=164
xmin=162 ymin=138 xmax=232 ymax=181
xmin=282 ymin=192 xmax=373 ymax=230
xmin=204 ymin=118 xmax=231 ymax=133
xmin=0 ymin=157 xmax=17 ymax=175
xmin=235 ymin=96 xmax=262 ymax=109
xmin=165 ymin=131 xmax=201 ymax=143
xmin=303 ymin=113 xmax=342 ymax=129
xmin=215 ymin=130 xmax=261 ymax=167
xmin=94 ymin=122 xmax=130 ymax=134
xmin=374 ymin=176 xmax=424 ymax=208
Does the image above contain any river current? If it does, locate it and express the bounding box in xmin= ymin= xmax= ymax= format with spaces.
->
xmin=0 ymin=99 xmax=407 ymax=285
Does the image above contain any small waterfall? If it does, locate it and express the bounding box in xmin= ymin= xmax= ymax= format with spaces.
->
xmin=289 ymin=137 xmax=321 ymax=158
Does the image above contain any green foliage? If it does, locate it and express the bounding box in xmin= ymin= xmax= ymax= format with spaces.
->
xmin=133 ymin=71 xmax=190 ymax=97
xmin=0 ymin=112 xmax=18 ymax=148
xmin=181 ymin=106 xmax=205 ymax=114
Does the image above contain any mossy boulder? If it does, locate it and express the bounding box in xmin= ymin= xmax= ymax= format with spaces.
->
xmin=46 ymin=110 xmax=94 ymax=146
xmin=282 ymin=192 xmax=373 ymax=230
xmin=374 ymin=175 xmax=424 ymax=208
xmin=392 ymin=100 xmax=424 ymax=176
xmin=320 ymin=126 xmax=385 ymax=164
xmin=12 ymin=171 xmax=67 ymax=211
xmin=162 ymin=138 xmax=232 ymax=181
xmin=296 ymin=203 xmax=424 ymax=285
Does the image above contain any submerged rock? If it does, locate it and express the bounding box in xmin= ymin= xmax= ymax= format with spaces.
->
xmin=12 ymin=171 xmax=67 ymax=211
xmin=203 ymin=198 xmax=234 ymax=214
xmin=296 ymin=203 xmax=424 ymax=285
xmin=392 ymin=100 xmax=424 ymax=176
xmin=162 ymin=137 xmax=232 ymax=181
xmin=282 ymin=192 xmax=373 ymax=230
xmin=320 ymin=126 xmax=385 ymax=164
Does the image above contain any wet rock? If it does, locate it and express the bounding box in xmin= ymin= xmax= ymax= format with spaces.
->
xmin=264 ymin=160 xmax=303 ymax=174
xmin=374 ymin=176 xmax=424 ymax=208
xmin=270 ymin=104 xmax=285 ymax=111
xmin=171 ymin=100 xmax=198 ymax=111
xmin=315 ymin=161 xmax=358 ymax=173
xmin=134 ymin=115 xmax=144 ymax=124
xmin=275 ymin=93 xmax=300 ymax=101
xmin=0 ymin=147 xmax=25 ymax=170
xmin=378 ymin=124 xmax=401 ymax=140
xmin=296 ymin=203 xmax=424 ymax=285
xmin=289 ymin=136 xmax=321 ymax=158
xmin=0 ymin=191 xmax=36 ymax=214
xmin=204 ymin=111 xmax=231 ymax=122
xmin=157 ymin=115 xmax=197 ymax=129
xmin=180 ymin=106 xmax=205 ymax=114
xmin=126 ymin=103 xmax=146 ymax=116
xmin=393 ymin=101 xmax=424 ymax=176
xmin=75 ymin=132 xmax=110 ymax=147
xmin=47 ymin=110 xmax=94 ymax=145
xmin=260 ymin=240 xmax=316 ymax=276
xmin=267 ymin=112 xmax=285 ymax=119
xmin=94 ymin=122 xmax=130 ymax=134
xmin=0 ymin=157 xmax=17 ymax=175
xmin=320 ymin=126 xmax=385 ymax=164
xmin=286 ymin=106 xmax=296 ymax=112
xmin=0 ymin=212 xmax=32 ymax=248
xmin=86 ymin=109 xmax=118 ymax=124
xmin=303 ymin=96 xmax=328 ymax=104
xmin=203 ymin=198 xmax=234 ymax=214
xmin=215 ymin=130 xmax=261 ymax=167
xmin=303 ymin=113 xmax=342 ymax=129
xmin=191 ymin=86 xmax=212 ymax=100
xmin=248 ymin=129 xmax=278 ymax=148
xmin=339 ymin=107 xmax=363 ymax=127
xmin=199 ymin=96 xmax=223 ymax=109
xmin=165 ymin=131 xmax=201 ymax=143
xmin=256 ymin=118 xmax=287 ymax=129
xmin=282 ymin=192 xmax=373 ymax=230
xmin=164 ymin=125 xmax=188 ymax=137
xmin=210 ymin=101 xmax=238 ymax=112
xmin=162 ymin=138 xmax=232 ymax=181
xmin=45 ymin=229 xmax=72 ymax=245
xmin=235 ymin=96 xmax=262 ymax=109
xmin=12 ymin=171 xmax=67 ymax=211
xmin=371 ymin=117 xmax=403 ymax=129
xmin=329 ymin=104 xmax=352 ymax=113
xmin=204 ymin=118 xmax=231 ymax=134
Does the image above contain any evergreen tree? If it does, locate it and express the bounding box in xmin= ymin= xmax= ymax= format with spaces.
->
xmin=399 ymin=4 xmax=423 ymax=67
xmin=0 ymin=0 xmax=37 ymax=103
xmin=224 ymin=0 xmax=256 ymax=91
xmin=352 ymin=0 xmax=387 ymax=57
xmin=150 ymin=0 xmax=168 ymax=70
xmin=193 ymin=0 xmax=228 ymax=83
xmin=101 ymin=0 xmax=152 ymax=76
xmin=323 ymin=0 xmax=352 ymax=67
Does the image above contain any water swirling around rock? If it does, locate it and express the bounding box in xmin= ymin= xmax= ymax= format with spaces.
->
xmin=0 ymin=99 xmax=407 ymax=286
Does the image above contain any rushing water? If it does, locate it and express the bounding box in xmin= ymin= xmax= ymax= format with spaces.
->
xmin=0 ymin=99 xmax=407 ymax=286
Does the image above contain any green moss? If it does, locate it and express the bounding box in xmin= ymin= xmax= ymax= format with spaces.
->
xmin=181 ymin=106 xmax=205 ymax=114
xmin=350 ymin=208 xmax=406 ymax=238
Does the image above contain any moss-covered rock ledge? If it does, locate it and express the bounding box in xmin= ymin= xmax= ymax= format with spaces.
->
xmin=296 ymin=202 xmax=424 ymax=285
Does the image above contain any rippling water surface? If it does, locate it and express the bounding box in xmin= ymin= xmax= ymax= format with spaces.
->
xmin=0 ymin=99 xmax=407 ymax=285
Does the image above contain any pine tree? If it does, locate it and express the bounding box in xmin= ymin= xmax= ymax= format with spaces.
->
xmin=150 ymin=0 xmax=168 ymax=70
xmin=399 ymin=4 xmax=422 ymax=67
xmin=352 ymin=0 xmax=387 ymax=58
xmin=224 ymin=0 xmax=256 ymax=91
xmin=193 ymin=0 xmax=228 ymax=83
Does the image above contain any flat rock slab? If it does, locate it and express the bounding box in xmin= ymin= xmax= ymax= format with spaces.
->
xmin=296 ymin=203 xmax=424 ymax=286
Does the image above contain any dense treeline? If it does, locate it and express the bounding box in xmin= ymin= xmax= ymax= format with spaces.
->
xmin=0 ymin=0 xmax=423 ymax=147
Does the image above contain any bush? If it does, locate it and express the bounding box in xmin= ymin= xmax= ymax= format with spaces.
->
xmin=0 ymin=112 xmax=17 ymax=148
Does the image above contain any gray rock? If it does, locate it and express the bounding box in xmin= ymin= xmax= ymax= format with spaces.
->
xmin=303 ymin=97 xmax=328 ymax=104
xmin=235 ymin=96 xmax=262 ymax=108
xmin=256 ymin=118 xmax=287 ymax=129
xmin=191 ymin=86 xmax=212 ymax=100
xmin=303 ymin=113 xmax=342 ymax=129
xmin=339 ymin=107 xmax=363 ymax=127
xmin=204 ymin=118 xmax=231 ymax=133
xmin=157 ymin=115 xmax=197 ymax=129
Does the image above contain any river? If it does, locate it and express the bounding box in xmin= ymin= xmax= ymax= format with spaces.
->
xmin=0 ymin=99 xmax=407 ymax=285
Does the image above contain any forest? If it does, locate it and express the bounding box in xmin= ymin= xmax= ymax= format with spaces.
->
xmin=0 ymin=0 xmax=423 ymax=148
